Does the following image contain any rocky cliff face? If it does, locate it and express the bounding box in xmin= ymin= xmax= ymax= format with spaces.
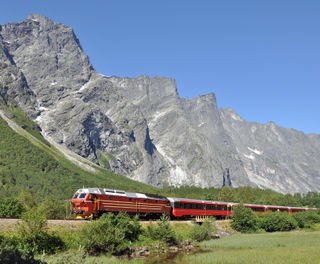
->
xmin=0 ymin=14 xmax=319 ymax=193
xmin=220 ymin=108 xmax=320 ymax=194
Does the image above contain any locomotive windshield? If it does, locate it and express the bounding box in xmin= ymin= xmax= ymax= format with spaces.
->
xmin=79 ymin=193 xmax=87 ymax=199
xmin=72 ymin=193 xmax=79 ymax=199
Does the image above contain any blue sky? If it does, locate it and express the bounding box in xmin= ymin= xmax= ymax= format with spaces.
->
xmin=1 ymin=1 xmax=319 ymax=134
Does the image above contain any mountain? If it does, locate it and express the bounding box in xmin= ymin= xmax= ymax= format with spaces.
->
xmin=0 ymin=14 xmax=319 ymax=194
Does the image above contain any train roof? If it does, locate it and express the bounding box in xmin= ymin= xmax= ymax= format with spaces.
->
xmin=74 ymin=188 xmax=168 ymax=201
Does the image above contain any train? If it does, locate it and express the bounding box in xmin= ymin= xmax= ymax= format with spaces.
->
xmin=71 ymin=187 xmax=317 ymax=220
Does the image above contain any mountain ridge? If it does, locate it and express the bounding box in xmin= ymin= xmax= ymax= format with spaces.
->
xmin=0 ymin=14 xmax=319 ymax=194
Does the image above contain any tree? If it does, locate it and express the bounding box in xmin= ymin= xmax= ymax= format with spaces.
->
xmin=38 ymin=197 xmax=66 ymax=219
xmin=16 ymin=209 xmax=64 ymax=254
xmin=231 ymin=205 xmax=259 ymax=233
xmin=146 ymin=214 xmax=178 ymax=245
xmin=219 ymin=186 xmax=237 ymax=202
xmin=0 ymin=197 xmax=25 ymax=217
xmin=18 ymin=191 xmax=37 ymax=210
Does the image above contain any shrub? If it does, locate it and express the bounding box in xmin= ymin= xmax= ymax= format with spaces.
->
xmin=16 ymin=209 xmax=64 ymax=254
xmin=259 ymin=213 xmax=297 ymax=232
xmin=0 ymin=197 xmax=25 ymax=217
xmin=231 ymin=205 xmax=259 ymax=233
xmin=292 ymin=211 xmax=320 ymax=228
xmin=202 ymin=218 xmax=218 ymax=239
xmin=81 ymin=212 xmax=142 ymax=255
xmin=37 ymin=197 xmax=66 ymax=219
xmin=0 ymin=233 xmax=44 ymax=264
xmin=0 ymin=246 xmax=44 ymax=264
xmin=189 ymin=218 xmax=218 ymax=242
xmin=189 ymin=224 xmax=208 ymax=242
xmin=146 ymin=214 xmax=178 ymax=245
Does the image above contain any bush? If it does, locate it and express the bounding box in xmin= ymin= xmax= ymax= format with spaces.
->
xmin=37 ymin=197 xmax=66 ymax=219
xmin=0 ymin=234 xmax=44 ymax=264
xmin=81 ymin=212 xmax=142 ymax=255
xmin=189 ymin=224 xmax=208 ymax=242
xmin=189 ymin=218 xmax=218 ymax=242
xmin=231 ymin=205 xmax=259 ymax=233
xmin=0 ymin=197 xmax=25 ymax=217
xmin=146 ymin=214 xmax=178 ymax=245
xmin=202 ymin=218 xmax=218 ymax=239
xmin=259 ymin=213 xmax=297 ymax=232
xmin=16 ymin=209 xmax=64 ymax=254
xmin=292 ymin=211 xmax=320 ymax=228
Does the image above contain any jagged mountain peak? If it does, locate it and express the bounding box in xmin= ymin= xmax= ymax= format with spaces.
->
xmin=221 ymin=107 xmax=244 ymax=122
xmin=27 ymin=14 xmax=54 ymax=25
xmin=0 ymin=15 xmax=319 ymax=194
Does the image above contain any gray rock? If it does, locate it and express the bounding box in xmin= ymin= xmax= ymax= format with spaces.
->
xmin=220 ymin=107 xmax=320 ymax=194
xmin=0 ymin=14 xmax=319 ymax=193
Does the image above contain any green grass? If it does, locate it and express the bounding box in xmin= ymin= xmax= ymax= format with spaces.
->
xmin=8 ymin=105 xmax=50 ymax=146
xmin=105 ymin=152 xmax=116 ymax=161
xmin=183 ymin=231 xmax=320 ymax=264
xmin=98 ymin=153 xmax=111 ymax=169
xmin=40 ymin=251 xmax=145 ymax=264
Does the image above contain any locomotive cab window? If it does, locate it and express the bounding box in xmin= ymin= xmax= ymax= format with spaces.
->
xmin=79 ymin=193 xmax=86 ymax=199
xmin=72 ymin=193 xmax=79 ymax=199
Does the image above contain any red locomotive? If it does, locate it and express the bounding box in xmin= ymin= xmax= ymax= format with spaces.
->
xmin=71 ymin=188 xmax=171 ymax=219
xmin=71 ymin=187 xmax=317 ymax=219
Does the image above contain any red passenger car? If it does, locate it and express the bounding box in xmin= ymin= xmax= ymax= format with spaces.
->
xmin=168 ymin=197 xmax=234 ymax=219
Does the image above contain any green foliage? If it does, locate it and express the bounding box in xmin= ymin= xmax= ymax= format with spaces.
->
xmin=146 ymin=214 xmax=178 ymax=245
xmin=18 ymin=191 xmax=37 ymax=209
xmin=231 ymin=205 xmax=259 ymax=233
xmin=81 ymin=212 xmax=142 ymax=255
xmin=98 ymin=154 xmax=110 ymax=169
xmin=0 ymin=245 xmax=44 ymax=264
xmin=202 ymin=218 xmax=218 ymax=239
xmin=0 ymin=197 xmax=25 ymax=217
xmin=9 ymin=106 xmax=50 ymax=146
xmin=188 ymin=218 xmax=218 ymax=242
xmin=105 ymin=152 xmax=116 ymax=161
xmin=189 ymin=224 xmax=209 ymax=242
xmin=16 ymin=209 xmax=64 ymax=254
xmin=37 ymin=197 xmax=66 ymax=219
xmin=292 ymin=211 xmax=320 ymax=228
xmin=259 ymin=213 xmax=298 ymax=232
xmin=219 ymin=186 xmax=236 ymax=202
xmin=302 ymin=192 xmax=320 ymax=208
xmin=0 ymin=232 xmax=44 ymax=263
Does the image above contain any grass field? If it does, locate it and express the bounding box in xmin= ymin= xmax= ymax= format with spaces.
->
xmin=40 ymin=231 xmax=320 ymax=264
xmin=183 ymin=231 xmax=320 ymax=264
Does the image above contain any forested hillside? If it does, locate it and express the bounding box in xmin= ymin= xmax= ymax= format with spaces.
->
xmin=0 ymin=115 xmax=158 ymax=200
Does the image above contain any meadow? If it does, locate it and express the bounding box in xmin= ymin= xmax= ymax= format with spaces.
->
xmin=39 ymin=230 xmax=320 ymax=263
xmin=183 ymin=230 xmax=320 ymax=264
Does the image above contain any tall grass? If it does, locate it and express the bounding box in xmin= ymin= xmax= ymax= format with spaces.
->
xmin=184 ymin=231 xmax=320 ymax=264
